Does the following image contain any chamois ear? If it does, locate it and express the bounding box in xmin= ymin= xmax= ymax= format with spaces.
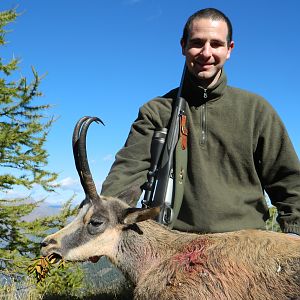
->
xmin=123 ymin=207 xmax=160 ymax=225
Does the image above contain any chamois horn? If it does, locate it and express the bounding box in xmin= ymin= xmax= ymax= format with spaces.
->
xmin=72 ymin=116 xmax=104 ymax=201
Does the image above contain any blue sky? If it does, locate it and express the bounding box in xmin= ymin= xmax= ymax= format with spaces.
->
xmin=1 ymin=0 xmax=299 ymax=205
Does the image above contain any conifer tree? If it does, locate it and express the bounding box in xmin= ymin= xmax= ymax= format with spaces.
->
xmin=0 ymin=9 xmax=57 ymax=192
xmin=0 ymin=9 xmax=83 ymax=296
xmin=0 ymin=7 xmax=57 ymax=269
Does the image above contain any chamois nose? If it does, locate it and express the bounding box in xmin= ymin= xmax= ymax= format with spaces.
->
xmin=40 ymin=240 xmax=48 ymax=248
xmin=40 ymin=238 xmax=57 ymax=248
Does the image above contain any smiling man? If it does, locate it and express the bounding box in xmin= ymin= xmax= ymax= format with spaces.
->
xmin=181 ymin=16 xmax=234 ymax=87
xmin=101 ymin=8 xmax=300 ymax=235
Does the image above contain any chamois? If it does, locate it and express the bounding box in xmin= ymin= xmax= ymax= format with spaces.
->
xmin=41 ymin=116 xmax=300 ymax=300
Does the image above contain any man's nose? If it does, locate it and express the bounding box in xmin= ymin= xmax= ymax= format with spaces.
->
xmin=200 ymin=43 xmax=212 ymax=57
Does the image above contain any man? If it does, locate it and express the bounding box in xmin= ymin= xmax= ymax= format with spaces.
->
xmin=101 ymin=8 xmax=300 ymax=235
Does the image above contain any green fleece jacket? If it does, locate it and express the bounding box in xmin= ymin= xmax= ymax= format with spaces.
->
xmin=101 ymin=70 xmax=300 ymax=234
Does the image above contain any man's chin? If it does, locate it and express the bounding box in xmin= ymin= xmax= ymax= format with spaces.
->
xmin=193 ymin=69 xmax=221 ymax=87
xmin=196 ymin=69 xmax=215 ymax=78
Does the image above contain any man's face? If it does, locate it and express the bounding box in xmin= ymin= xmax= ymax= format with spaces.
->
xmin=181 ymin=18 xmax=234 ymax=87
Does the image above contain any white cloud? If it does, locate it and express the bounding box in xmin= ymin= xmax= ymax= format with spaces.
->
xmin=102 ymin=154 xmax=114 ymax=162
xmin=58 ymin=177 xmax=82 ymax=192
xmin=0 ymin=188 xmax=31 ymax=199
xmin=0 ymin=175 xmax=105 ymax=207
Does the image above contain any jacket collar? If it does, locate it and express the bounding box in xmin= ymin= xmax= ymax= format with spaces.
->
xmin=182 ymin=69 xmax=227 ymax=106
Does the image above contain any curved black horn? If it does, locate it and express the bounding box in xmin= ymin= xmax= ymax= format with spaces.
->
xmin=73 ymin=116 xmax=90 ymax=196
xmin=72 ymin=116 xmax=104 ymax=200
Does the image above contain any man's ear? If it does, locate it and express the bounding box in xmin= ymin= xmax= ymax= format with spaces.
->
xmin=226 ymin=40 xmax=234 ymax=59
xmin=123 ymin=207 xmax=161 ymax=225
xmin=180 ymin=38 xmax=186 ymax=56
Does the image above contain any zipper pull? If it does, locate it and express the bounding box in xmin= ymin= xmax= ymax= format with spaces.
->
xmin=203 ymin=89 xmax=208 ymax=99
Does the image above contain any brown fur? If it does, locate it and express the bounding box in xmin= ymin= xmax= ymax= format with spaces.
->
xmin=41 ymin=197 xmax=300 ymax=300
xmin=119 ymin=221 xmax=300 ymax=300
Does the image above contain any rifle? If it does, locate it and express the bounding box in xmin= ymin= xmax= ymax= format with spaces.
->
xmin=142 ymin=65 xmax=187 ymax=225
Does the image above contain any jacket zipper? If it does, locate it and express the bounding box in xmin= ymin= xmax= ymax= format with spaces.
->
xmin=200 ymin=103 xmax=207 ymax=145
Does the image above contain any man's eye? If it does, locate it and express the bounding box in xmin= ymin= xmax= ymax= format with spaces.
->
xmin=190 ymin=41 xmax=204 ymax=48
xmin=210 ymin=41 xmax=225 ymax=48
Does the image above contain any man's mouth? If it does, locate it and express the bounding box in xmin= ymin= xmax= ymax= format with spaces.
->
xmin=194 ymin=61 xmax=214 ymax=70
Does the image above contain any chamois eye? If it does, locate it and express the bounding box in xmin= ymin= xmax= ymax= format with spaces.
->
xmin=88 ymin=220 xmax=103 ymax=227
xmin=87 ymin=218 xmax=106 ymax=235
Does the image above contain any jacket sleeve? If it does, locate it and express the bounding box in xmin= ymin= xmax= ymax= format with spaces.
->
xmin=101 ymin=98 xmax=171 ymax=205
xmin=257 ymin=101 xmax=300 ymax=234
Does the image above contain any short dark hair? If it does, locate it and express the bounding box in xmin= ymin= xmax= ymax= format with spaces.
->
xmin=181 ymin=8 xmax=233 ymax=47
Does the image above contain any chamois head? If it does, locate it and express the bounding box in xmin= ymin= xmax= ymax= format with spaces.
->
xmin=41 ymin=116 xmax=159 ymax=263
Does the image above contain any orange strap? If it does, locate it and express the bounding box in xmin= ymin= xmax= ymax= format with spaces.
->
xmin=180 ymin=114 xmax=188 ymax=150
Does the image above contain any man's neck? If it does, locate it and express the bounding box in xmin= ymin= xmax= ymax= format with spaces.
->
xmin=196 ymin=69 xmax=222 ymax=89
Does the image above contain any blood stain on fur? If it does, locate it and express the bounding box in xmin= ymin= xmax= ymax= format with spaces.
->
xmin=173 ymin=238 xmax=209 ymax=273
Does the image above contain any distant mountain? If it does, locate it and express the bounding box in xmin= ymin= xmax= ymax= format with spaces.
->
xmin=23 ymin=202 xmax=62 ymax=221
